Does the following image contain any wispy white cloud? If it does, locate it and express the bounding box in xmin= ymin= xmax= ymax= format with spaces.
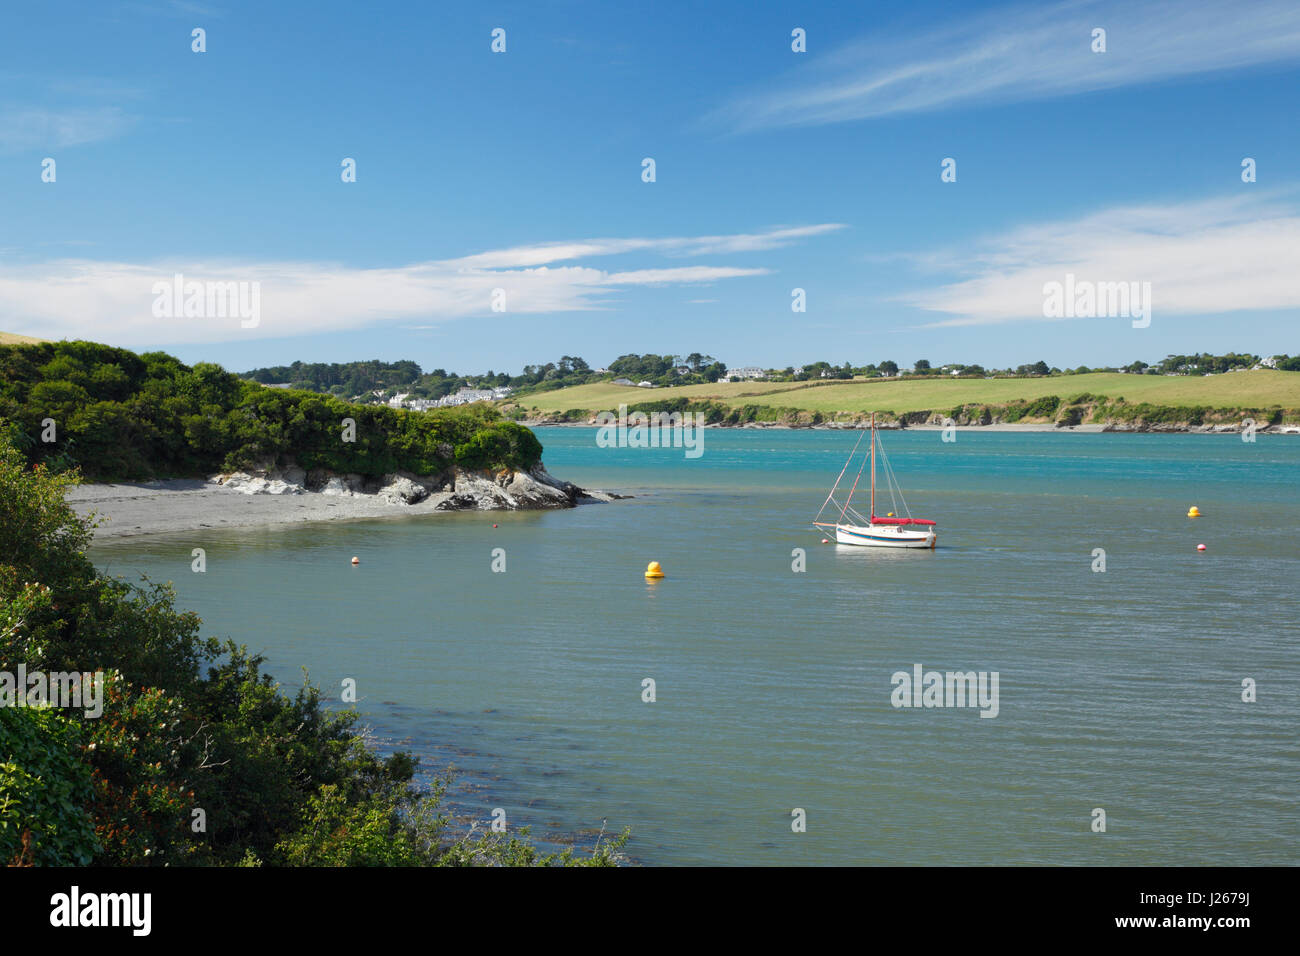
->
xmin=711 ymin=0 xmax=1300 ymax=131
xmin=0 ymin=226 xmax=837 ymax=345
xmin=0 ymin=106 xmax=136 ymax=152
xmin=447 ymin=224 xmax=845 ymax=269
xmin=899 ymin=193 xmax=1300 ymax=326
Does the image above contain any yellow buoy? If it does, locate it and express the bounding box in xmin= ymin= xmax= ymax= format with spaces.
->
xmin=1187 ymin=506 xmax=1201 ymax=518
xmin=644 ymin=561 xmax=664 ymax=579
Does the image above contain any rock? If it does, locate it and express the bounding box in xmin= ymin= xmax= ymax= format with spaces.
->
xmin=318 ymin=476 xmax=352 ymax=496
xmin=378 ymin=474 xmax=430 ymax=505
xmin=210 ymin=458 xmax=623 ymax=511
xmin=450 ymin=471 xmax=514 ymax=509
xmin=214 ymin=471 xmax=305 ymax=495
xmin=504 ymin=465 xmax=581 ymax=509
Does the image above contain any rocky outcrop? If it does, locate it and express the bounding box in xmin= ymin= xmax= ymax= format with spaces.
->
xmin=210 ymin=461 xmax=624 ymax=511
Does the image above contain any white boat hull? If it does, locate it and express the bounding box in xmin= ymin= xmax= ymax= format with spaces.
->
xmin=834 ymin=523 xmax=936 ymax=549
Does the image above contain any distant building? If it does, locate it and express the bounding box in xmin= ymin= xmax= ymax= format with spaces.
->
xmin=728 ymin=366 xmax=767 ymax=381
xmin=636 ymin=380 xmax=655 ymax=388
xmin=428 ymin=386 xmax=513 ymax=408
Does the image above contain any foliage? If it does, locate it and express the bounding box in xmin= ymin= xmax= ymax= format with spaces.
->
xmin=0 ymin=428 xmax=624 ymax=867
xmin=0 ymin=341 xmax=543 ymax=481
xmin=0 ymin=706 xmax=99 ymax=866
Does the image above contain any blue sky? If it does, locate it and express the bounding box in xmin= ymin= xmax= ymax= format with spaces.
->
xmin=1 ymin=0 xmax=1298 ymax=374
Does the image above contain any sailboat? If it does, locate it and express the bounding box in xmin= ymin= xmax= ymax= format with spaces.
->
xmin=813 ymin=413 xmax=937 ymax=549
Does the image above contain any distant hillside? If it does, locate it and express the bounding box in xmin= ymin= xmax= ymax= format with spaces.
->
xmin=513 ymin=370 xmax=1300 ymax=428
xmin=0 ymin=332 xmax=46 ymax=345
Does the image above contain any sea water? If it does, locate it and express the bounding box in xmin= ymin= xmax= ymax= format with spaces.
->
xmin=90 ymin=428 xmax=1300 ymax=865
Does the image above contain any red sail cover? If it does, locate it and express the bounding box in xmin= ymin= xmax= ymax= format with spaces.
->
xmin=871 ymin=516 xmax=937 ymax=526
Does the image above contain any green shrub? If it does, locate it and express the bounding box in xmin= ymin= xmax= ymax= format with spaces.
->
xmin=0 ymin=342 xmax=545 ymax=480
xmin=0 ymin=428 xmax=624 ymax=866
xmin=0 ymin=707 xmax=98 ymax=866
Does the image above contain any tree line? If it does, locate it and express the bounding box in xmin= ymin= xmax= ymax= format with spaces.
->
xmin=0 ymin=341 xmax=543 ymax=482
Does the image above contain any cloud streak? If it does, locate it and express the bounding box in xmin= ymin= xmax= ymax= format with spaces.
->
xmin=0 ymin=106 xmax=136 ymax=152
xmin=0 ymin=225 xmax=836 ymax=345
xmin=899 ymin=193 xmax=1300 ymax=326
xmin=712 ymin=0 xmax=1300 ymax=131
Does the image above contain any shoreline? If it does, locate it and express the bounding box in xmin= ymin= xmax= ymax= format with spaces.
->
xmin=523 ymin=420 xmax=1298 ymax=434
xmin=69 ymin=471 xmax=623 ymax=541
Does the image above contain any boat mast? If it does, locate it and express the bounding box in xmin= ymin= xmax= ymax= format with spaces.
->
xmin=870 ymin=412 xmax=876 ymax=520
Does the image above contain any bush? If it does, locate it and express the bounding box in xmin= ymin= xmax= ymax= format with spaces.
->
xmin=0 ymin=428 xmax=621 ymax=866
xmin=0 ymin=707 xmax=98 ymax=866
xmin=1057 ymin=405 xmax=1086 ymax=426
xmin=1 ymin=342 xmax=544 ymax=481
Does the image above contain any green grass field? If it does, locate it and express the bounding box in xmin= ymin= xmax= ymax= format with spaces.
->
xmin=517 ymin=370 xmax=1300 ymax=415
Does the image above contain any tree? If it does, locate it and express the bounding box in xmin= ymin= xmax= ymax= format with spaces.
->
xmin=879 ymin=360 xmax=899 ymax=376
xmin=914 ymin=360 xmax=931 ymax=372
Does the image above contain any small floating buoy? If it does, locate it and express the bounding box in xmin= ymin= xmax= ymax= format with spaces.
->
xmin=887 ymin=512 xmax=895 ymax=517
xmin=821 ymin=538 xmax=829 ymax=544
xmin=492 ymin=523 xmax=498 ymax=528
xmin=351 ymin=556 xmax=360 ymax=565
xmin=1197 ymin=543 xmax=1206 ymax=552
xmin=1188 ymin=506 xmax=1201 ymax=518
xmin=644 ymin=561 xmax=664 ymax=579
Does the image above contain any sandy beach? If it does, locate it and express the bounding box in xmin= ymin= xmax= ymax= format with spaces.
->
xmin=65 ymin=481 xmax=474 ymax=539
xmin=67 ymin=474 xmax=619 ymax=540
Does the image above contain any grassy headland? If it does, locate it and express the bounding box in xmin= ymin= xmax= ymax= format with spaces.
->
xmin=508 ymin=370 xmax=1300 ymax=429
xmin=0 ymin=332 xmax=46 ymax=346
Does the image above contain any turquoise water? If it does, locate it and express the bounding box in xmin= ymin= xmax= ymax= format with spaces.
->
xmin=91 ymin=428 xmax=1300 ymax=865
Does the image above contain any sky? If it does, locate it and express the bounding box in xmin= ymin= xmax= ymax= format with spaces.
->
xmin=1 ymin=0 xmax=1298 ymax=374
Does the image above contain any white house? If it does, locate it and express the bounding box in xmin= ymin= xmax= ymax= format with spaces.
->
xmin=728 ymin=366 xmax=767 ymax=381
xmin=428 ymin=385 xmax=514 ymax=408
